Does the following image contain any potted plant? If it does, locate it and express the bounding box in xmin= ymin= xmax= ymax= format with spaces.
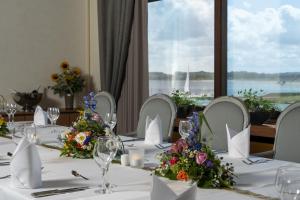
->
xmin=238 ymin=89 xmax=278 ymax=125
xmin=170 ymin=90 xmax=195 ymax=118
xmin=49 ymin=61 xmax=85 ymax=109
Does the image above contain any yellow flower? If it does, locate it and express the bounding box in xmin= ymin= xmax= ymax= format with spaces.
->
xmin=51 ymin=73 xmax=59 ymax=81
xmin=60 ymin=61 xmax=70 ymax=71
xmin=73 ymin=67 xmax=81 ymax=76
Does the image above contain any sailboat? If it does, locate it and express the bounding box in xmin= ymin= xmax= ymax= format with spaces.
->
xmin=184 ymin=65 xmax=190 ymax=94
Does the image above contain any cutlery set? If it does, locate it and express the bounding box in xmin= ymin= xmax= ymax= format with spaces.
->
xmin=242 ymin=158 xmax=271 ymax=165
xmin=31 ymin=186 xmax=89 ymax=198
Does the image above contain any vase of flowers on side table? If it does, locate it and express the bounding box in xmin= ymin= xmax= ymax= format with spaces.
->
xmin=49 ymin=61 xmax=85 ymax=109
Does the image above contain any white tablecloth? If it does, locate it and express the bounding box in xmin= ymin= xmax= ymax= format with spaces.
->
xmin=1 ymin=127 xmax=298 ymax=200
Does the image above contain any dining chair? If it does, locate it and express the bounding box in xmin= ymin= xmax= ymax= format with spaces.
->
xmin=94 ymin=91 xmax=116 ymax=118
xmin=271 ymin=102 xmax=300 ymax=162
xmin=133 ymin=94 xmax=177 ymax=142
xmin=202 ymin=96 xmax=250 ymax=151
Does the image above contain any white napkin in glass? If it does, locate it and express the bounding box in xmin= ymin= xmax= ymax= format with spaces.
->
xmin=34 ymin=106 xmax=47 ymax=126
xmin=226 ymin=124 xmax=250 ymax=158
xmin=10 ymin=137 xmax=42 ymax=189
xmin=151 ymin=175 xmax=196 ymax=200
xmin=144 ymin=115 xmax=163 ymax=145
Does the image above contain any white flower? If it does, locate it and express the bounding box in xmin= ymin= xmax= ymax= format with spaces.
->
xmin=87 ymin=143 xmax=92 ymax=151
xmin=75 ymin=132 xmax=87 ymax=145
xmin=104 ymin=127 xmax=111 ymax=136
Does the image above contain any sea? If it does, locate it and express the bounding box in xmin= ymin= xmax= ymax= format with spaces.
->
xmin=149 ymin=79 xmax=300 ymax=110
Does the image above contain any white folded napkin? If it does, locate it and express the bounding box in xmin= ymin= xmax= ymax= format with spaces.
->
xmin=150 ymin=176 xmax=196 ymax=200
xmin=10 ymin=137 xmax=42 ymax=189
xmin=226 ymin=124 xmax=250 ymax=158
xmin=34 ymin=106 xmax=47 ymax=126
xmin=144 ymin=115 xmax=163 ymax=145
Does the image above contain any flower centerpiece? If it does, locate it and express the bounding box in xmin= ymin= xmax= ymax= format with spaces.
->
xmin=60 ymin=92 xmax=107 ymax=159
xmin=155 ymin=112 xmax=235 ymax=188
xmin=0 ymin=115 xmax=8 ymax=136
xmin=49 ymin=61 xmax=85 ymax=109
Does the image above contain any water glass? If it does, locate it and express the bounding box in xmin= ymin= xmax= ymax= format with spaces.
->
xmin=93 ymin=136 xmax=119 ymax=194
xmin=25 ymin=125 xmax=38 ymax=144
xmin=5 ymin=103 xmax=13 ymax=123
xmin=280 ymin=180 xmax=300 ymax=200
xmin=275 ymin=166 xmax=300 ymax=193
xmin=104 ymin=113 xmax=117 ymax=130
xmin=47 ymin=107 xmax=60 ymax=125
xmin=179 ymin=120 xmax=192 ymax=139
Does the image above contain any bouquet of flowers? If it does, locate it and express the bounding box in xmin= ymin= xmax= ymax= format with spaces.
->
xmin=49 ymin=61 xmax=85 ymax=95
xmin=0 ymin=115 xmax=8 ymax=136
xmin=155 ymin=112 xmax=235 ymax=188
xmin=60 ymin=93 xmax=107 ymax=158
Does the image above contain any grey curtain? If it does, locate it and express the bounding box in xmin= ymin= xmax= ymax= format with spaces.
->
xmin=98 ymin=0 xmax=135 ymax=102
xmin=117 ymin=0 xmax=149 ymax=134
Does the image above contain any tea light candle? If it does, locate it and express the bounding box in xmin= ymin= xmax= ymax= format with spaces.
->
xmin=120 ymin=154 xmax=130 ymax=166
xmin=129 ymin=149 xmax=144 ymax=168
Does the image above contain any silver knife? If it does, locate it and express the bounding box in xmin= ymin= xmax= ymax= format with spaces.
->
xmin=31 ymin=186 xmax=89 ymax=198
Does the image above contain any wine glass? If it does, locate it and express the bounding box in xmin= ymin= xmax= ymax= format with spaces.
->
xmin=93 ymin=136 xmax=119 ymax=194
xmin=280 ymin=179 xmax=300 ymax=200
xmin=47 ymin=107 xmax=60 ymax=125
xmin=24 ymin=125 xmax=38 ymax=144
xmin=5 ymin=103 xmax=13 ymax=124
xmin=104 ymin=113 xmax=117 ymax=131
xmin=179 ymin=120 xmax=192 ymax=139
xmin=10 ymin=103 xmax=17 ymax=123
xmin=275 ymin=166 xmax=300 ymax=193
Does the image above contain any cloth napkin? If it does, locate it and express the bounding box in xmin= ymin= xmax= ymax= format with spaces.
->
xmin=144 ymin=115 xmax=163 ymax=145
xmin=34 ymin=106 xmax=47 ymax=126
xmin=10 ymin=137 xmax=42 ymax=189
xmin=150 ymin=176 xmax=196 ymax=200
xmin=226 ymin=124 xmax=250 ymax=158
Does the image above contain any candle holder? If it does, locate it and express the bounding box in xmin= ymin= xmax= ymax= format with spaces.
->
xmin=129 ymin=148 xmax=144 ymax=168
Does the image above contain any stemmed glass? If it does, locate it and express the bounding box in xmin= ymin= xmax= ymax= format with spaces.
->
xmin=179 ymin=120 xmax=192 ymax=139
xmin=93 ymin=136 xmax=120 ymax=194
xmin=275 ymin=166 xmax=300 ymax=193
xmin=280 ymin=180 xmax=300 ymax=200
xmin=24 ymin=125 xmax=38 ymax=144
xmin=5 ymin=103 xmax=16 ymax=136
xmin=104 ymin=113 xmax=117 ymax=131
xmin=47 ymin=107 xmax=60 ymax=125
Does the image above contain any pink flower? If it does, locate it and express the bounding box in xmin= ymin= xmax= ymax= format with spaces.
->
xmin=170 ymin=157 xmax=178 ymax=165
xmin=196 ymin=152 xmax=207 ymax=165
xmin=92 ymin=113 xmax=101 ymax=122
xmin=170 ymin=143 xmax=179 ymax=153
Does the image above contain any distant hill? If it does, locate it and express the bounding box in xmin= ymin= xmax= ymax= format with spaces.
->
xmin=149 ymin=71 xmax=300 ymax=82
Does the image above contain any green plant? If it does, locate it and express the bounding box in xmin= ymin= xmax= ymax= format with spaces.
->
xmin=170 ymin=90 xmax=194 ymax=106
xmin=237 ymin=89 xmax=276 ymax=112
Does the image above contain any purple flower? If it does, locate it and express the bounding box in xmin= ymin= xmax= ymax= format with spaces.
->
xmin=195 ymin=152 xmax=207 ymax=165
xmin=83 ymin=135 xmax=91 ymax=145
xmin=205 ymin=160 xmax=213 ymax=168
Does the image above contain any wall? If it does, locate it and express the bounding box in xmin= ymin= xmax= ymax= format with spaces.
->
xmin=0 ymin=0 xmax=100 ymax=108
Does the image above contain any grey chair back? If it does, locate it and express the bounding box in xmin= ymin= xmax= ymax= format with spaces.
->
xmin=136 ymin=94 xmax=177 ymax=141
xmin=202 ymin=96 xmax=249 ymax=151
xmin=274 ymin=102 xmax=300 ymax=162
xmin=94 ymin=91 xmax=116 ymax=118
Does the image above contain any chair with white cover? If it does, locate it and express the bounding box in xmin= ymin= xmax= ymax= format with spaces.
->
xmin=201 ymin=96 xmax=249 ymax=151
xmin=133 ymin=94 xmax=177 ymax=142
xmin=272 ymin=102 xmax=300 ymax=162
xmin=94 ymin=91 xmax=116 ymax=119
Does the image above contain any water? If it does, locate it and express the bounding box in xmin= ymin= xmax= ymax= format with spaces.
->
xmin=150 ymin=79 xmax=300 ymax=109
xmin=150 ymin=79 xmax=300 ymax=96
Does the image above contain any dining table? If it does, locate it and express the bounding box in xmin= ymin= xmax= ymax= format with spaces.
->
xmin=0 ymin=123 xmax=298 ymax=200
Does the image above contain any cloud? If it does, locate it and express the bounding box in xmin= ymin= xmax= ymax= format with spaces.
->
xmin=228 ymin=3 xmax=300 ymax=73
xmin=148 ymin=0 xmax=214 ymax=73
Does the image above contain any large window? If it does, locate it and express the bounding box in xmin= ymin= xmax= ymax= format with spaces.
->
xmin=148 ymin=0 xmax=214 ymax=105
xmin=228 ymin=0 xmax=300 ymax=109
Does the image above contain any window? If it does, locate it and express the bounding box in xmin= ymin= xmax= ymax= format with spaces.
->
xmin=228 ymin=0 xmax=300 ymax=110
xmin=148 ymin=0 xmax=214 ymax=105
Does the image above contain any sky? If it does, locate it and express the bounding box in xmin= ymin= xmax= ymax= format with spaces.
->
xmin=148 ymin=0 xmax=300 ymax=74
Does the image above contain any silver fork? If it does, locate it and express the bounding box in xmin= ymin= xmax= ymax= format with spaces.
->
xmin=0 ymin=175 xmax=10 ymax=179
